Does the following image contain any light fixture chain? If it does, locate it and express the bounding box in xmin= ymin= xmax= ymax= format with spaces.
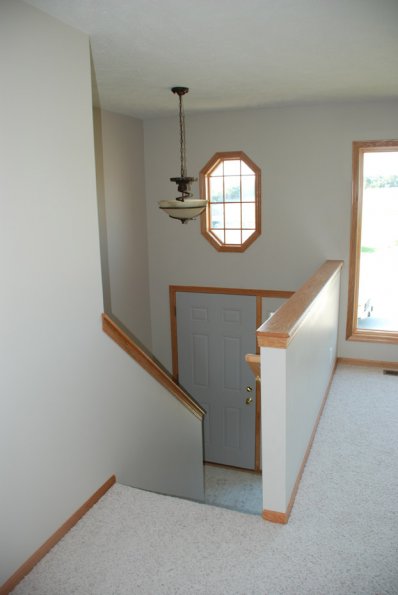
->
xmin=160 ymin=86 xmax=206 ymax=222
xmin=179 ymin=93 xmax=187 ymax=178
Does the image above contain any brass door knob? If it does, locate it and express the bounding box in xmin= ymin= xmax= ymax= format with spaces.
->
xmin=245 ymin=396 xmax=253 ymax=405
xmin=246 ymin=386 xmax=253 ymax=392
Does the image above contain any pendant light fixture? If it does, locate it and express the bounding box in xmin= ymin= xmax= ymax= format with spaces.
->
xmin=159 ymin=87 xmax=207 ymax=223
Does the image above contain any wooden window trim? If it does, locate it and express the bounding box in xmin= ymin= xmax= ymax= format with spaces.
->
xmin=200 ymin=151 xmax=261 ymax=252
xmin=346 ymin=140 xmax=398 ymax=344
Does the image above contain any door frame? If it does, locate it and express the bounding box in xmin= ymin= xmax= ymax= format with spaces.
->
xmin=169 ymin=285 xmax=293 ymax=471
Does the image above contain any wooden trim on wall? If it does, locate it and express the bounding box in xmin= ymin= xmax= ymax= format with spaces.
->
xmin=102 ymin=314 xmax=205 ymax=420
xmin=0 ymin=476 xmax=116 ymax=595
xmin=254 ymin=375 xmax=262 ymax=472
xmin=262 ymin=509 xmax=289 ymax=524
xmin=347 ymin=329 xmax=398 ymax=345
xmin=245 ymin=353 xmax=262 ymax=470
xmin=170 ymin=285 xmax=294 ymax=299
xmin=255 ymin=295 xmax=263 ymax=345
xmin=346 ymin=141 xmax=362 ymax=340
xmin=337 ymin=357 xmax=398 ymax=369
xmin=257 ymin=260 xmax=343 ymax=349
xmin=347 ymin=140 xmax=398 ymax=345
xmin=199 ymin=151 xmax=262 ymax=253
xmin=255 ymin=297 xmax=262 ymax=472
xmin=263 ymin=359 xmax=337 ymax=524
xmin=169 ymin=286 xmax=179 ymax=381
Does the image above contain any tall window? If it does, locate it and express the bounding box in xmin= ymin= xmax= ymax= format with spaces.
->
xmin=200 ymin=151 xmax=261 ymax=252
xmin=347 ymin=140 xmax=398 ymax=343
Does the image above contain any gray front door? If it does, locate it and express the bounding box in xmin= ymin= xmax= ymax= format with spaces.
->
xmin=176 ymin=292 xmax=257 ymax=469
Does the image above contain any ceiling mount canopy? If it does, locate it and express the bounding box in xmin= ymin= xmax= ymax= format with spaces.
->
xmin=159 ymin=87 xmax=207 ymax=224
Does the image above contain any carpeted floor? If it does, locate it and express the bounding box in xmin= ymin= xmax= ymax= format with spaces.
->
xmin=11 ymin=365 xmax=398 ymax=594
xmin=204 ymin=464 xmax=262 ymax=515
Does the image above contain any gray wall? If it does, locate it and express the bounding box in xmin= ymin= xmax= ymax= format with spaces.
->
xmin=94 ymin=108 xmax=152 ymax=349
xmin=0 ymin=2 xmax=203 ymax=584
xmin=144 ymin=102 xmax=398 ymax=368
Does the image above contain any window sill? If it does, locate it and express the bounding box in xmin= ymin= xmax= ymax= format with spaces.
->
xmin=347 ymin=329 xmax=398 ymax=344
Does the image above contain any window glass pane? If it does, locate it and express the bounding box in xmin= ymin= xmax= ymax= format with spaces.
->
xmin=242 ymin=229 xmax=255 ymax=243
xmin=242 ymin=203 xmax=255 ymax=229
xmin=225 ymin=230 xmax=242 ymax=244
xmin=210 ymin=163 xmax=223 ymax=176
xmin=225 ymin=203 xmax=241 ymax=229
xmin=224 ymin=176 xmax=240 ymax=202
xmin=210 ymin=203 xmax=224 ymax=229
xmin=210 ymin=177 xmax=223 ymax=203
xmin=212 ymin=229 xmax=225 ymax=243
xmin=241 ymin=176 xmax=255 ymax=202
xmin=223 ymin=160 xmax=241 ymax=176
xmin=357 ymin=150 xmax=398 ymax=332
xmin=241 ymin=161 xmax=254 ymax=175
xmin=364 ymin=151 xmax=398 ymax=179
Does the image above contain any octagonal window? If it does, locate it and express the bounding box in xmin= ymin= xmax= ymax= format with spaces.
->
xmin=200 ymin=151 xmax=261 ymax=252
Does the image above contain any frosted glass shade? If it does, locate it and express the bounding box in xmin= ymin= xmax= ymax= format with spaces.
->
xmin=159 ymin=199 xmax=207 ymax=222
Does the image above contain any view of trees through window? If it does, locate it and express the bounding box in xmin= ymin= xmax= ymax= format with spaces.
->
xmin=357 ymin=150 xmax=398 ymax=333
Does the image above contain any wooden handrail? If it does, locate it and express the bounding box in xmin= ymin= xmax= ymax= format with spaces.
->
xmin=245 ymin=354 xmax=261 ymax=381
xmin=102 ymin=314 xmax=205 ymax=420
xmin=257 ymin=260 xmax=344 ymax=349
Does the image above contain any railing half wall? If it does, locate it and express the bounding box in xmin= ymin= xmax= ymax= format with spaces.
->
xmin=258 ymin=260 xmax=343 ymax=523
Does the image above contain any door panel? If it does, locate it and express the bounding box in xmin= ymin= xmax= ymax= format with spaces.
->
xmin=176 ymin=292 xmax=257 ymax=469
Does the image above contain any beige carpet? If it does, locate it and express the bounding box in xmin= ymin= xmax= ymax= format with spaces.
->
xmin=11 ymin=365 xmax=398 ymax=594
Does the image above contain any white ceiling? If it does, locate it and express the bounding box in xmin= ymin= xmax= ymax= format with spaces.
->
xmin=26 ymin=0 xmax=398 ymax=119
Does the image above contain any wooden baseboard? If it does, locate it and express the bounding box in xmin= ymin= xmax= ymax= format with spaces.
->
xmin=263 ymin=360 xmax=337 ymax=525
xmin=0 ymin=475 xmax=116 ymax=595
xmin=262 ymin=509 xmax=289 ymax=524
xmin=337 ymin=357 xmax=398 ymax=369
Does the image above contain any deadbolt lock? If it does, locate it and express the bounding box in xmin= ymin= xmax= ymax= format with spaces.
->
xmin=245 ymin=396 xmax=253 ymax=405
xmin=246 ymin=386 xmax=253 ymax=392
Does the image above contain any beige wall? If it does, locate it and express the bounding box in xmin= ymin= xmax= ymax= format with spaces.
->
xmin=94 ymin=108 xmax=152 ymax=349
xmin=0 ymin=2 xmax=203 ymax=584
xmin=144 ymin=101 xmax=398 ymax=369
